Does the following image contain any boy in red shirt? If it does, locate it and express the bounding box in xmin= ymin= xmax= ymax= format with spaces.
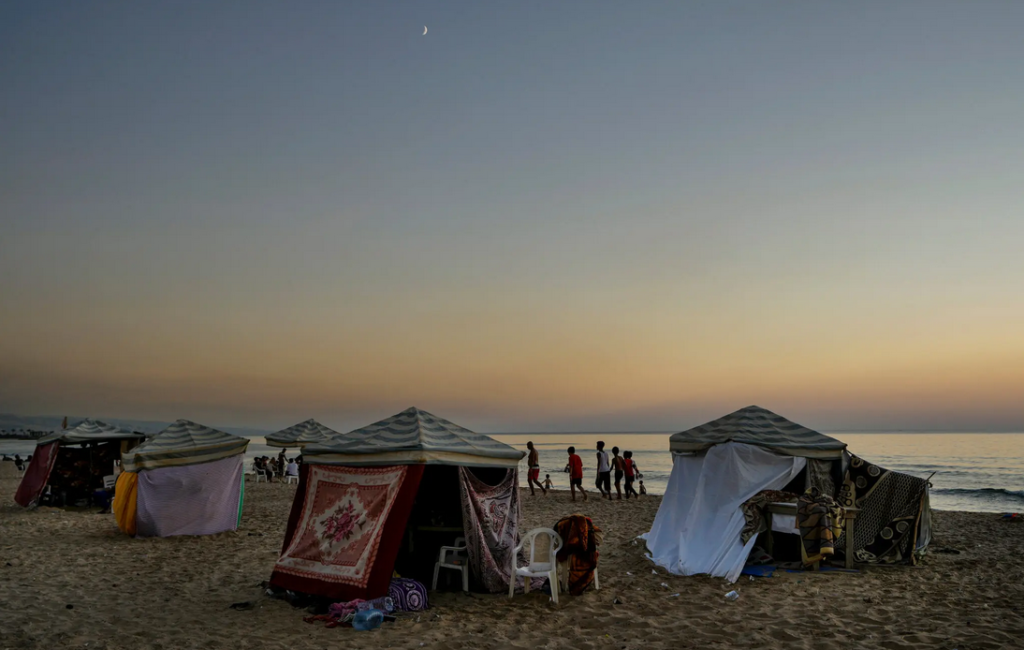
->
xmin=564 ymin=446 xmax=588 ymax=502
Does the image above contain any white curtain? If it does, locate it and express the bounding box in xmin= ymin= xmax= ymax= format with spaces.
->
xmin=642 ymin=442 xmax=805 ymax=583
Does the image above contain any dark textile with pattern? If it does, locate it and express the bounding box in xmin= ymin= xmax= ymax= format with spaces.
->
xmin=740 ymin=490 xmax=799 ymax=544
xmin=388 ymin=578 xmax=428 ymax=611
xmin=836 ymin=455 xmax=929 ymax=564
xmin=458 ymin=467 xmax=523 ymax=593
xmin=797 ymin=487 xmax=844 ymax=565
xmin=554 ymin=515 xmax=603 ymax=595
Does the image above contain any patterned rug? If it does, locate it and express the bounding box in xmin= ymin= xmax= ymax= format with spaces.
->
xmin=836 ymin=455 xmax=929 ymax=564
xmin=271 ymin=464 xmax=424 ymax=600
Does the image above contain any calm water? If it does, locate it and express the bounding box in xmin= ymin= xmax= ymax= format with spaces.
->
xmin=493 ymin=432 xmax=1024 ymax=513
xmin=3 ymin=432 xmax=1021 ymax=513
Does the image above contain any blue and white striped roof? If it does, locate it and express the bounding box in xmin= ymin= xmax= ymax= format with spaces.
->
xmin=265 ymin=419 xmax=341 ymax=448
xmin=670 ymin=405 xmax=847 ymax=459
xmin=122 ymin=419 xmax=249 ymax=472
xmin=302 ymin=407 xmax=524 ymax=468
xmin=37 ymin=418 xmax=146 ymax=446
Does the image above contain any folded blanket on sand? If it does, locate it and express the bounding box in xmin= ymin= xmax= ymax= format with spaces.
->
xmin=554 ymin=514 xmax=603 ymax=595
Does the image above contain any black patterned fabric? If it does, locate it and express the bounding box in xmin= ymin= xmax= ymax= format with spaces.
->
xmin=836 ymin=455 xmax=929 ymax=564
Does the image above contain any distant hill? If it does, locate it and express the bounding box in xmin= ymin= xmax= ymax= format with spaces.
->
xmin=0 ymin=413 xmax=270 ymax=438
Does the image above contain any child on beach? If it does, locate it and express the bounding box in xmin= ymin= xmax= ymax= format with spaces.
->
xmin=639 ymin=480 xmax=647 ymax=496
xmin=542 ymin=474 xmax=553 ymax=490
xmin=565 ymin=447 xmax=587 ymax=502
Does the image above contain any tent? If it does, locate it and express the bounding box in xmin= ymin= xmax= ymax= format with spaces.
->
xmin=114 ymin=419 xmax=249 ymax=537
xmin=265 ymin=419 xmax=341 ymax=448
xmin=643 ymin=406 xmax=930 ymax=582
xmin=269 ymin=407 xmax=526 ymax=601
xmin=15 ymin=419 xmax=146 ymax=508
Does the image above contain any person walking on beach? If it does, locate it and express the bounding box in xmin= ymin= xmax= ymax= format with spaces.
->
xmin=623 ymin=451 xmax=640 ymax=499
xmin=277 ymin=448 xmax=287 ymax=477
xmin=595 ymin=441 xmax=611 ymax=499
xmin=611 ymin=446 xmax=625 ymax=500
xmin=565 ymin=447 xmax=587 ymax=502
xmin=526 ymin=441 xmax=546 ymax=496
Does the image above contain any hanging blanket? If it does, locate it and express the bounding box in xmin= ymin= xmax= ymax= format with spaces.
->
xmin=113 ymin=471 xmax=138 ymax=535
xmin=14 ymin=441 xmax=60 ymax=508
xmin=458 ymin=467 xmax=522 ymax=593
xmin=740 ymin=490 xmax=799 ymax=544
xmin=554 ymin=514 xmax=603 ymax=595
xmin=135 ymin=454 xmax=243 ymax=537
xmin=797 ymin=487 xmax=844 ymax=565
xmin=273 ymin=465 xmax=411 ymax=592
xmin=836 ymin=455 xmax=929 ymax=564
xmin=271 ymin=464 xmax=424 ymax=601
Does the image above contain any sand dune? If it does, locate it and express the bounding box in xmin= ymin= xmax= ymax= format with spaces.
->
xmin=1 ymin=476 xmax=1022 ymax=650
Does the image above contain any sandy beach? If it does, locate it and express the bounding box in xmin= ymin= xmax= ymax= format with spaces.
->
xmin=1 ymin=475 xmax=1022 ymax=650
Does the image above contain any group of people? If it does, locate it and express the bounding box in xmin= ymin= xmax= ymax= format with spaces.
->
xmin=524 ymin=440 xmax=645 ymax=502
xmin=1 ymin=454 xmax=28 ymax=471
xmin=253 ymin=449 xmax=299 ymax=482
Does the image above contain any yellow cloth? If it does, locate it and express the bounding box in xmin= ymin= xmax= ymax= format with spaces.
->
xmin=113 ymin=471 xmax=138 ymax=536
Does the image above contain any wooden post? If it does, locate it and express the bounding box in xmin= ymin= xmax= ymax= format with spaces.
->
xmin=844 ymin=510 xmax=858 ymax=569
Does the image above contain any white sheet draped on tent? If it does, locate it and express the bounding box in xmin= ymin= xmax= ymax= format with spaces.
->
xmin=641 ymin=442 xmax=806 ymax=583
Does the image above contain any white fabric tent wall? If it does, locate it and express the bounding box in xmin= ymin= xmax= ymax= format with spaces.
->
xmin=641 ymin=442 xmax=806 ymax=583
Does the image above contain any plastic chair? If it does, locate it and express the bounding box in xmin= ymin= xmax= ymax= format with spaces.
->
xmin=285 ymin=474 xmax=298 ymax=484
xmin=508 ymin=528 xmax=562 ymax=604
xmin=102 ymin=475 xmax=117 ymax=490
xmin=432 ymin=536 xmax=469 ymax=592
xmin=253 ymin=463 xmax=266 ymax=483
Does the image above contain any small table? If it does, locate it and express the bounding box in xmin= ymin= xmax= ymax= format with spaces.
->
xmin=764 ymin=502 xmax=859 ymax=569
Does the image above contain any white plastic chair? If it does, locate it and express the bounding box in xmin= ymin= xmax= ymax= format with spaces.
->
xmin=508 ymin=528 xmax=562 ymax=604
xmin=252 ymin=463 xmax=266 ymax=483
xmin=102 ymin=475 xmax=117 ymax=490
xmin=432 ymin=536 xmax=469 ymax=592
xmin=285 ymin=474 xmax=298 ymax=484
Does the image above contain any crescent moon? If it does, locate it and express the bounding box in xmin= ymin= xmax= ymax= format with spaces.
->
xmin=423 ymin=26 xmax=427 ymax=35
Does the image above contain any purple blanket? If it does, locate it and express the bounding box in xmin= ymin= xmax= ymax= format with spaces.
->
xmin=136 ymin=455 xmax=243 ymax=537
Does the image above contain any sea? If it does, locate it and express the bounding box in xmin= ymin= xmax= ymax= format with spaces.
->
xmin=2 ymin=432 xmax=1021 ymax=513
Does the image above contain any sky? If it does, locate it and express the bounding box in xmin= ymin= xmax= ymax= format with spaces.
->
xmin=2 ymin=1 xmax=1023 ymax=434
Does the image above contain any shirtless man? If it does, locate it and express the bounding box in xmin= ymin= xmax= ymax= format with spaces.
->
xmin=526 ymin=441 xmax=546 ymax=496
xmin=611 ymin=446 xmax=625 ymax=500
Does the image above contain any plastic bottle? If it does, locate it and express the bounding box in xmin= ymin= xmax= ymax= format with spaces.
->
xmin=352 ymin=609 xmax=385 ymax=631
xmin=725 ymin=590 xmax=740 ymax=601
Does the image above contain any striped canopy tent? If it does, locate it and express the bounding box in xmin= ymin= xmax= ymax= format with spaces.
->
xmin=15 ymin=419 xmax=146 ymax=508
xmin=264 ymin=419 xmax=341 ymax=449
xmin=114 ymin=420 xmax=249 ymax=538
xmin=645 ymin=406 xmax=851 ymax=583
xmin=271 ymin=408 xmax=526 ymax=602
xmin=301 ymin=407 xmax=524 ymax=467
xmin=669 ymin=405 xmax=847 ymax=460
xmin=122 ymin=419 xmax=249 ymax=472
xmin=37 ymin=418 xmax=147 ymax=446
